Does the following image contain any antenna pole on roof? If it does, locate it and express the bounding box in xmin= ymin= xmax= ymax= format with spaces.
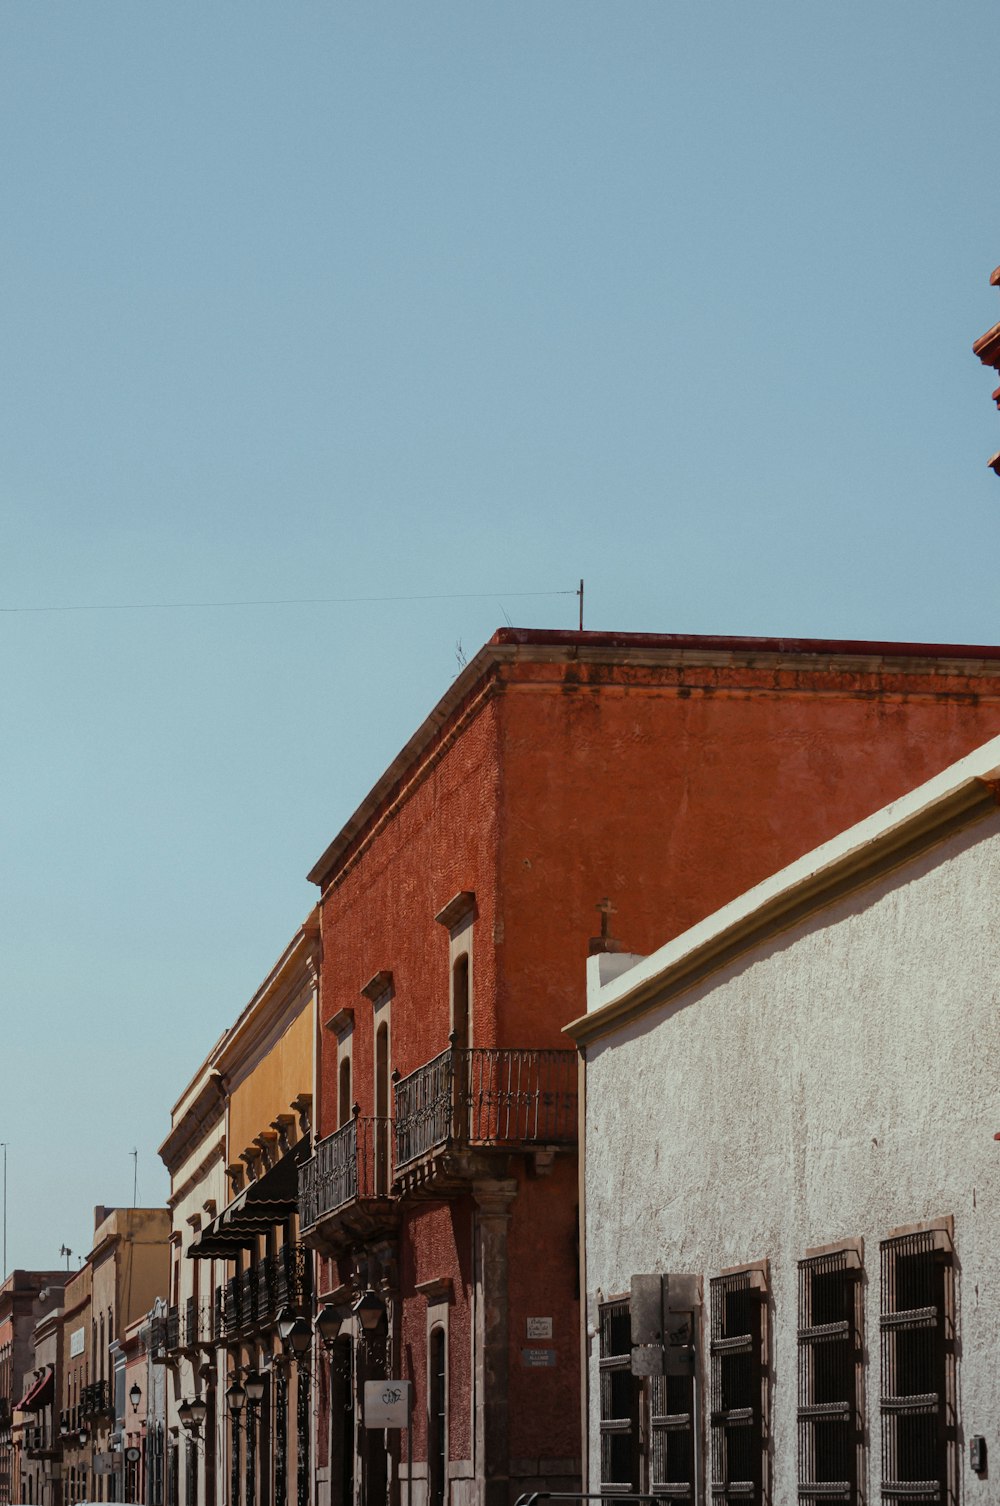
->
xmin=578 ymin=578 xmax=584 ymax=632
xmin=131 ymin=1148 xmax=138 ymax=1209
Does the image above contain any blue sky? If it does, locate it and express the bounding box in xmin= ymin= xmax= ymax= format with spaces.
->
xmin=2 ymin=2 xmax=999 ymax=1271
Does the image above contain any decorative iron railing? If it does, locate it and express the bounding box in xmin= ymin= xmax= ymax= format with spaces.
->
xmin=80 ymin=1380 xmax=111 ymax=1417
xmin=239 ymin=1267 xmax=258 ymax=1336
xmin=224 ymin=1276 xmax=240 ymax=1336
xmin=273 ymin=1242 xmax=311 ymax=1311
xmin=165 ymin=1304 xmax=180 ymax=1352
xmin=394 ymin=1046 xmax=577 ymax=1170
xmin=184 ymin=1295 xmax=198 ymax=1349
xmin=299 ymin=1116 xmax=390 ymax=1230
xmin=257 ymin=1258 xmax=274 ymax=1318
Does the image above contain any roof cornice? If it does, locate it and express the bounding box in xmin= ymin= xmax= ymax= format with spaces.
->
xmin=307 ymin=628 xmax=1000 ymax=891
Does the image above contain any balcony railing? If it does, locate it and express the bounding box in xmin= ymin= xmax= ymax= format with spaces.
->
xmin=300 ymin=1116 xmax=391 ymax=1230
xmin=239 ymin=1268 xmax=258 ymax=1336
xmin=212 ymin=1248 xmax=310 ymax=1338
xmin=80 ymin=1380 xmax=111 ymax=1417
xmin=165 ymin=1304 xmax=180 ymax=1352
xmin=273 ymin=1241 xmax=311 ymax=1311
xmin=394 ymin=1046 xmax=577 ymax=1170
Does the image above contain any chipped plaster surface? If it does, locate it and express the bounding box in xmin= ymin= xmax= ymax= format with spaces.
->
xmin=584 ymin=809 xmax=1000 ymax=1504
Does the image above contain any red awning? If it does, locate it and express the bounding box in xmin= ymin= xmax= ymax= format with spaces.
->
xmin=16 ymin=1368 xmax=53 ymax=1412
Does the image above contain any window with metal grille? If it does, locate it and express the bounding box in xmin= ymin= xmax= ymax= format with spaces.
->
xmin=429 ymin=1326 xmax=447 ymax=1506
xmin=797 ymin=1248 xmax=863 ymax=1505
xmin=879 ymin=1229 xmax=955 ymax=1506
xmin=599 ymin=1298 xmax=640 ymax=1492
xmin=710 ymin=1269 xmax=767 ymax=1505
xmin=649 ymin=1369 xmax=695 ymax=1503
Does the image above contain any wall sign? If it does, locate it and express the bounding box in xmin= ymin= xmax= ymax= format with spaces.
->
xmin=521 ymin=1348 xmax=557 ymax=1368
xmin=526 ymin=1317 xmax=552 ymax=1339
xmin=70 ymin=1327 xmax=85 ymax=1358
xmin=363 ymin=1380 xmax=412 ymax=1429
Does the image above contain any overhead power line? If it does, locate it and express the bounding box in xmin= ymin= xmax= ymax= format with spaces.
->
xmin=0 ymin=587 xmax=577 ymax=615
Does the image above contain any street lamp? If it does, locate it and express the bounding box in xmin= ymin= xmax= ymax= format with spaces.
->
xmin=314 ymin=1303 xmax=344 ymax=1348
xmin=242 ymin=1370 xmax=267 ymax=1506
xmin=188 ymin=1397 xmax=208 ymax=1429
xmin=352 ymin=1290 xmax=386 ymax=1334
xmin=226 ymin=1377 xmax=245 ymax=1506
xmin=129 ymin=1382 xmax=142 ymax=1414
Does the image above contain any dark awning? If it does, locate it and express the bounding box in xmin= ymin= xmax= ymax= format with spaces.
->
xmin=16 ymin=1368 xmax=54 ymax=1412
xmin=188 ymin=1136 xmax=310 ymax=1259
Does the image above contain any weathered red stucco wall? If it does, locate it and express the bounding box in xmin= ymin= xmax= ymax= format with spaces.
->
xmin=312 ymin=631 xmax=1000 ymax=1484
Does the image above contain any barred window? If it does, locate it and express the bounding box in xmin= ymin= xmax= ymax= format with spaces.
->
xmin=797 ymin=1248 xmax=863 ymax=1505
xmin=710 ymin=1269 xmax=767 ymax=1505
xmin=599 ymin=1298 xmax=640 ymax=1492
xmin=649 ymin=1367 xmax=695 ymax=1503
xmin=879 ymin=1229 xmax=955 ymax=1506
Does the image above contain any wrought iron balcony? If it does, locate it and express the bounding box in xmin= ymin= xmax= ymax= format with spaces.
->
xmin=394 ymin=1045 xmax=577 ymax=1172
xmin=273 ymin=1241 xmax=311 ymax=1312
xmin=239 ymin=1267 xmax=258 ymax=1337
xmin=299 ymin=1115 xmax=392 ymax=1233
xmin=224 ymin=1276 xmax=240 ymax=1336
xmin=80 ymin=1380 xmax=111 ymax=1418
xmin=149 ymin=1315 xmax=168 ymax=1362
xmin=165 ymin=1304 xmax=180 ymax=1353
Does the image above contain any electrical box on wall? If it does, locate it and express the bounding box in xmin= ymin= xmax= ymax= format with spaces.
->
xmin=629 ymin=1272 xmax=701 ymax=1377
xmin=969 ymin=1436 xmax=987 ymax=1474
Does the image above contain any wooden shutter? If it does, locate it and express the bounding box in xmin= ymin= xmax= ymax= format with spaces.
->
xmin=797 ymin=1249 xmax=863 ymax=1505
xmin=879 ymin=1231 xmax=955 ymax=1506
xmin=599 ymin=1298 xmax=640 ymax=1492
xmin=709 ymin=1270 xmax=767 ymax=1505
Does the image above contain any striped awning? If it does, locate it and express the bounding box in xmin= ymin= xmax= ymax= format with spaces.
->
xmin=188 ymin=1136 xmax=310 ymax=1259
xmin=16 ymin=1368 xmax=53 ymax=1412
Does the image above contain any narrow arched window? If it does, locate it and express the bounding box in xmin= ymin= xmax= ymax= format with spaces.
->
xmin=339 ymin=1057 xmax=352 ymax=1129
xmin=429 ymin=1326 xmax=447 ymax=1506
xmin=452 ymin=955 xmax=470 ymax=1139
xmin=452 ymin=956 xmax=469 ymax=1053
xmin=375 ymin=1024 xmax=389 ymax=1194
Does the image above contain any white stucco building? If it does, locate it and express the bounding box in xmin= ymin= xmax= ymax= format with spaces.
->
xmin=568 ymin=735 xmax=1000 ymax=1506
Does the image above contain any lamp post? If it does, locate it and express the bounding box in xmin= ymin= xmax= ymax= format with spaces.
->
xmin=277 ymin=1309 xmax=314 ymax=1506
xmin=226 ymin=1378 xmax=246 ymax=1506
xmin=352 ymin=1291 xmax=391 ymax=1506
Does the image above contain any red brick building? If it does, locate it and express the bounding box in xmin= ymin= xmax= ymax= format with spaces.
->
xmin=300 ymin=628 xmax=1000 ymax=1506
xmin=972 ymin=263 xmax=1000 ymax=472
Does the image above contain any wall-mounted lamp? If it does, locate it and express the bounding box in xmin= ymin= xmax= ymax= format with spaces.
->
xmin=352 ymin=1290 xmax=386 ymax=1334
xmin=129 ymin=1383 xmax=142 ymax=1414
xmin=276 ymin=1307 xmax=298 ymax=1344
xmin=314 ymin=1303 xmax=344 ymax=1348
xmin=225 ymin=1379 xmax=246 ymax=1417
